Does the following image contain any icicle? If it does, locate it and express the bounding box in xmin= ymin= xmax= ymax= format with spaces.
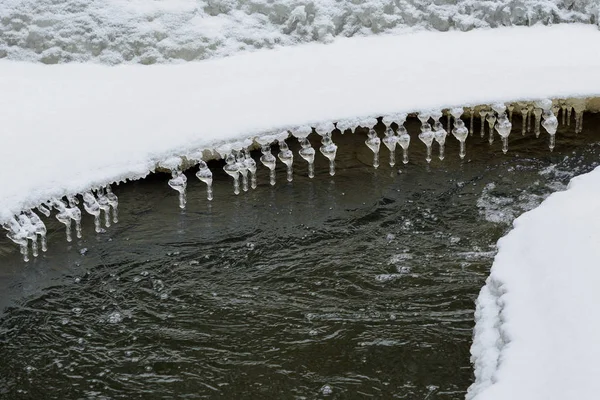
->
xmin=382 ymin=127 xmax=398 ymax=167
xmin=507 ymin=104 xmax=514 ymax=123
xmin=542 ymin=110 xmax=559 ymax=151
xmin=235 ymin=150 xmax=249 ymax=192
xmin=526 ymin=104 xmax=534 ymax=133
xmin=3 ymin=216 xmax=29 ymax=261
xmin=83 ymin=192 xmax=103 ymax=233
xmin=397 ymin=126 xmax=411 ymax=164
xmin=243 ymin=150 xmax=257 ymax=189
xmin=105 ymin=185 xmax=119 ymax=223
xmin=320 ymin=136 xmax=338 ymax=176
xmin=417 ymin=111 xmax=430 ymax=127
xmin=292 ymin=126 xmax=315 ymax=178
xmin=520 ymin=106 xmax=528 ymax=136
xmin=94 ymin=189 xmax=111 ymax=228
xmin=560 ymin=101 xmax=567 ymax=125
xmin=365 ymin=129 xmax=381 ymax=168
xmin=533 ymin=108 xmax=542 ymax=138
xmin=479 ymin=109 xmax=488 ymax=138
xmin=486 ymin=112 xmax=497 ymax=145
xmin=278 ymin=139 xmax=294 ymax=181
xmin=167 ymin=170 xmax=187 ymax=208
xmin=573 ymin=99 xmax=586 ymax=134
xmin=567 ymin=106 xmax=572 ymax=127
xmin=26 ymin=210 xmax=47 ymax=253
xmin=433 ymin=122 xmax=447 ymax=161
xmin=495 ymin=113 xmax=512 ymax=154
xmin=18 ymin=214 xmax=38 ymax=258
xmin=37 ymin=203 xmax=51 ymax=217
xmin=223 ymin=152 xmax=241 ymax=194
xmin=418 ymin=123 xmax=434 ymax=163
xmin=469 ymin=107 xmax=475 ymax=136
xmin=430 ymin=110 xmax=443 ymax=125
xmin=196 ymin=160 xmax=214 ymax=200
xmin=53 ymin=199 xmax=73 ymax=242
xmin=452 ymin=120 xmax=469 ymax=159
xmin=259 ymin=142 xmax=277 ymax=185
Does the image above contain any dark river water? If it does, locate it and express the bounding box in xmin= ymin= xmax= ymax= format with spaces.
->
xmin=1 ymin=114 xmax=599 ymax=399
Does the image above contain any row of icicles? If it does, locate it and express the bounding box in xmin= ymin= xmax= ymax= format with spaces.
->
xmin=2 ymin=187 xmax=119 ymax=262
xmin=163 ymin=98 xmax=581 ymax=209
xmin=1 ymin=98 xmax=585 ymax=261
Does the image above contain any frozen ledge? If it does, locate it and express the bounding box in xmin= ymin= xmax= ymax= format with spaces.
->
xmin=1 ymin=24 xmax=600 ymax=223
xmin=467 ymin=164 xmax=600 ymax=400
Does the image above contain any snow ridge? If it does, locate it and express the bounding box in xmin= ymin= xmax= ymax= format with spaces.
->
xmin=1 ymin=0 xmax=598 ymax=64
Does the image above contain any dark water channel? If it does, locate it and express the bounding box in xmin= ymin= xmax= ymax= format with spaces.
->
xmin=1 ymin=114 xmax=600 ymax=399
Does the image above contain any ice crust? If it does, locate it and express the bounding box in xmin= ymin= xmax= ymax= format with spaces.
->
xmin=2 ymin=24 xmax=600 ymax=224
xmin=0 ymin=0 xmax=598 ymax=64
xmin=468 ymin=164 xmax=600 ymax=400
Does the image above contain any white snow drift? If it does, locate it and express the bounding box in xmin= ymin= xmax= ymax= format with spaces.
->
xmin=467 ymin=164 xmax=600 ymax=400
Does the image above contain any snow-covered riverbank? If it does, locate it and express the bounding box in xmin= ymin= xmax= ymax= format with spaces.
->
xmin=2 ymin=24 xmax=600 ymax=223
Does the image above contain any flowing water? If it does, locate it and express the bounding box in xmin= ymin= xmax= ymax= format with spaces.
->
xmin=1 ymin=114 xmax=599 ymax=399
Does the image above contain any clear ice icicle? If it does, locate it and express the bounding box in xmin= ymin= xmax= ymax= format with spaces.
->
xmin=83 ymin=192 xmax=103 ymax=233
xmin=397 ymin=126 xmax=411 ymax=164
xmin=507 ymin=104 xmax=514 ymax=123
xmin=196 ymin=160 xmax=214 ymax=200
xmin=573 ymin=100 xmax=586 ymax=134
xmin=495 ymin=114 xmax=512 ymax=154
xmin=382 ymin=127 xmax=398 ymax=167
xmin=433 ymin=122 xmax=447 ymax=161
xmin=26 ymin=210 xmax=47 ymax=252
xmin=560 ymin=101 xmax=568 ymax=125
xmin=3 ymin=216 xmax=29 ymax=261
xmin=469 ymin=107 xmax=475 ymax=136
xmin=96 ymin=189 xmax=112 ymax=227
xmin=418 ymin=123 xmax=435 ymax=163
xmin=260 ymin=143 xmax=277 ymax=185
xmin=479 ymin=109 xmax=488 ymax=138
xmin=244 ymin=151 xmax=257 ymax=189
xmin=417 ymin=111 xmax=430 ymax=127
xmin=224 ymin=153 xmax=241 ymax=194
xmin=542 ymin=110 xmax=559 ymax=151
xmin=37 ymin=203 xmax=51 ymax=217
xmin=53 ymin=199 xmax=73 ymax=242
xmin=168 ymin=170 xmax=187 ymax=208
xmin=105 ymin=185 xmax=119 ymax=223
xmin=236 ymin=151 xmax=249 ymax=192
xmin=452 ymin=120 xmax=469 ymax=159
xmin=486 ymin=112 xmax=497 ymax=145
xmin=520 ymin=106 xmax=528 ymax=136
xmin=430 ymin=110 xmax=443 ymax=124
xmin=18 ymin=214 xmax=38 ymax=258
xmin=299 ymin=138 xmax=315 ymax=178
xmin=365 ymin=129 xmax=381 ymax=168
xmin=278 ymin=139 xmax=294 ymax=182
xmin=533 ymin=108 xmax=542 ymax=138
xmin=320 ymin=136 xmax=338 ymax=176
xmin=527 ymin=105 xmax=534 ymax=133
xmin=567 ymin=106 xmax=572 ymax=127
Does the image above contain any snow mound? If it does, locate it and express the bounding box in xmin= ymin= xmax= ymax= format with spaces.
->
xmin=1 ymin=24 xmax=600 ymax=224
xmin=468 ymin=164 xmax=600 ymax=400
xmin=0 ymin=0 xmax=598 ymax=64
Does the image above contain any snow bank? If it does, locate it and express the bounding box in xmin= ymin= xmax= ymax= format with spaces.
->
xmin=467 ymin=164 xmax=600 ymax=400
xmin=0 ymin=0 xmax=598 ymax=64
xmin=1 ymin=24 xmax=600 ymax=224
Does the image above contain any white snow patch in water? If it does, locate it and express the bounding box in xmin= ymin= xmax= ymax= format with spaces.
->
xmin=468 ymin=165 xmax=600 ymax=400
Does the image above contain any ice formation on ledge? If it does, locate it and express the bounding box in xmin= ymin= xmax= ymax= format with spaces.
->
xmin=2 ymin=96 xmax=588 ymax=261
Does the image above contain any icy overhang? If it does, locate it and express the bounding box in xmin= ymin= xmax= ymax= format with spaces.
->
xmin=1 ymin=24 xmax=600 ymax=223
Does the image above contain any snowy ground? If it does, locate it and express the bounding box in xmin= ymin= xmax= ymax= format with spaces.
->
xmin=467 ymin=161 xmax=600 ymax=400
xmin=2 ymin=24 xmax=600 ymax=224
xmin=0 ymin=0 xmax=598 ymax=64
